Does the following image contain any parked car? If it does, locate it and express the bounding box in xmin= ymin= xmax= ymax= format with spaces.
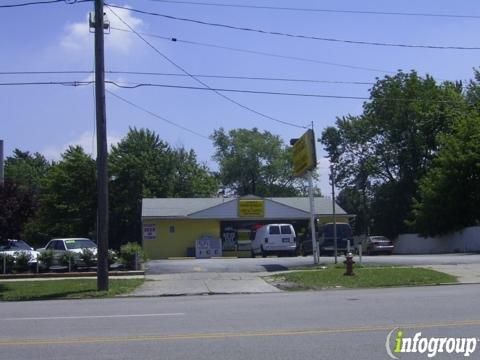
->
xmin=363 ymin=236 xmax=394 ymax=255
xmin=38 ymin=238 xmax=98 ymax=267
xmin=0 ymin=239 xmax=39 ymax=268
xmin=299 ymin=223 xmax=354 ymax=256
xmin=251 ymin=224 xmax=297 ymax=257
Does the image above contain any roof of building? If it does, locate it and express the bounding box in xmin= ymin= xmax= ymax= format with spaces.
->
xmin=142 ymin=196 xmax=347 ymax=219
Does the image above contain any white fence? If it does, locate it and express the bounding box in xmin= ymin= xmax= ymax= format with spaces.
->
xmin=393 ymin=226 xmax=480 ymax=254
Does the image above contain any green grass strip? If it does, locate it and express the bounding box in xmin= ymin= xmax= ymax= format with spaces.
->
xmin=270 ymin=266 xmax=457 ymax=291
xmin=0 ymin=279 xmax=144 ymax=301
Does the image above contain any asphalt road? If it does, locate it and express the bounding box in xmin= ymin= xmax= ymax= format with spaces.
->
xmin=146 ymin=253 xmax=480 ymax=274
xmin=1 ymin=285 xmax=480 ymax=359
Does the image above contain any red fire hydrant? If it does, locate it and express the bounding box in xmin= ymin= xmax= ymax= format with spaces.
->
xmin=344 ymin=252 xmax=355 ymax=276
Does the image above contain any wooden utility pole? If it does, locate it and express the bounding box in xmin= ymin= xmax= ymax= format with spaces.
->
xmin=94 ymin=0 xmax=109 ymax=291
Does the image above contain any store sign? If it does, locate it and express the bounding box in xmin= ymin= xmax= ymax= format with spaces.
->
xmin=292 ymin=129 xmax=317 ymax=177
xmin=238 ymin=199 xmax=264 ymax=218
xmin=143 ymin=223 xmax=156 ymax=240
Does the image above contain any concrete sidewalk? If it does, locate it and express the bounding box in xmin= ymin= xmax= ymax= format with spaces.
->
xmin=422 ymin=264 xmax=480 ymax=283
xmin=128 ymin=272 xmax=281 ymax=297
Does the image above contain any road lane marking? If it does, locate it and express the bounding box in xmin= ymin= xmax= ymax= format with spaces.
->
xmin=0 ymin=313 xmax=185 ymax=321
xmin=1 ymin=319 xmax=480 ymax=346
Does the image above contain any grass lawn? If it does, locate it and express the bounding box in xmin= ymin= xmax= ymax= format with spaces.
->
xmin=0 ymin=278 xmax=144 ymax=301
xmin=268 ymin=266 xmax=457 ymax=291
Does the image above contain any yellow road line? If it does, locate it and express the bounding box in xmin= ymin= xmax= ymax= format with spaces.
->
xmin=1 ymin=319 xmax=480 ymax=347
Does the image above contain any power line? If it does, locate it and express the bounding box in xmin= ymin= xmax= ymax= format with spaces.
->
xmin=106 ymin=5 xmax=308 ymax=129
xmin=0 ymin=70 xmax=375 ymax=85
xmin=0 ymin=0 xmax=90 ymax=8
xmin=144 ymin=0 xmax=480 ymax=20
xmin=110 ymin=27 xmax=394 ymax=74
xmin=106 ymin=90 xmax=210 ymax=140
xmin=0 ymin=80 xmax=466 ymax=104
xmin=107 ymin=4 xmax=480 ymax=50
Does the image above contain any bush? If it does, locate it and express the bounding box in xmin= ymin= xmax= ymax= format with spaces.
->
xmin=108 ymin=249 xmax=118 ymax=266
xmin=14 ymin=251 xmax=33 ymax=273
xmin=80 ymin=248 xmax=97 ymax=267
xmin=60 ymin=251 xmax=76 ymax=271
xmin=119 ymin=242 xmax=146 ymax=270
xmin=0 ymin=254 xmax=15 ymax=274
xmin=37 ymin=250 xmax=54 ymax=270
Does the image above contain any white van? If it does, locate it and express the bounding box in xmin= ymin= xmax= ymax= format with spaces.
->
xmin=251 ymin=224 xmax=296 ymax=257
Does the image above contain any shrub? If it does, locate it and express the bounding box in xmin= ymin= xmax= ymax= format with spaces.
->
xmin=37 ymin=250 xmax=54 ymax=270
xmin=14 ymin=251 xmax=33 ymax=273
xmin=60 ymin=251 xmax=77 ymax=271
xmin=0 ymin=254 xmax=15 ymax=274
xmin=80 ymin=248 xmax=97 ymax=267
xmin=119 ymin=242 xmax=146 ymax=270
xmin=108 ymin=249 xmax=118 ymax=266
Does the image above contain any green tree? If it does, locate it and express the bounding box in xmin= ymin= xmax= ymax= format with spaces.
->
xmin=109 ymin=128 xmax=217 ymax=247
xmin=211 ymin=128 xmax=306 ymax=196
xmin=321 ymin=71 xmax=468 ymax=237
xmin=5 ymin=149 xmax=50 ymax=193
xmin=411 ymin=115 xmax=480 ymax=236
xmin=30 ymin=146 xmax=97 ymax=243
xmin=0 ymin=181 xmax=36 ymax=242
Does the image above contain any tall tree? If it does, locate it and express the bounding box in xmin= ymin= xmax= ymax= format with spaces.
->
xmin=411 ymin=115 xmax=480 ymax=236
xmin=321 ymin=71 xmax=468 ymax=237
xmin=211 ymin=128 xmax=306 ymax=196
xmin=0 ymin=181 xmax=36 ymax=242
xmin=5 ymin=149 xmax=50 ymax=193
xmin=26 ymin=146 xmax=97 ymax=244
xmin=109 ymin=128 xmax=218 ymax=247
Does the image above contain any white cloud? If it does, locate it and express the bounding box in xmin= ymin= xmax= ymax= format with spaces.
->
xmin=60 ymin=5 xmax=143 ymax=54
xmin=42 ymin=131 xmax=121 ymax=161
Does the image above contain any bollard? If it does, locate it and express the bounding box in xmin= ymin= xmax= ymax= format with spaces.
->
xmin=344 ymin=252 xmax=355 ymax=276
xmin=358 ymin=245 xmax=363 ymax=266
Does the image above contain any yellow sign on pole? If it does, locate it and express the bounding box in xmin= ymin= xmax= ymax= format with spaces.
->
xmin=292 ymin=129 xmax=317 ymax=177
xmin=238 ymin=200 xmax=264 ymax=217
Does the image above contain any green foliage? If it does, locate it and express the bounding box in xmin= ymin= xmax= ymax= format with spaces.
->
xmin=109 ymin=128 xmax=218 ymax=247
xmin=5 ymin=149 xmax=50 ymax=193
xmin=412 ymin=115 xmax=480 ymax=235
xmin=0 ymin=181 xmax=37 ymax=242
xmin=119 ymin=242 xmax=146 ymax=270
xmin=0 ymin=253 xmax=15 ymax=273
xmin=321 ymin=70 xmax=469 ymax=237
xmin=37 ymin=250 xmax=54 ymax=270
xmin=60 ymin=251 xmax=76 ymax=269
xmin=211 ymin=127 xmax=309 ymax=196
xmin=80 ymin=248 xmax=97 ymax=267
xmin=13 ymin=251 xmax=33 ymax=273
xmin=33 ymin=146 xmax=96 ymax=242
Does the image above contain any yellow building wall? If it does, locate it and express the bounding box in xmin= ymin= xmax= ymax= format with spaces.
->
xmin=142 ymin=219 xmax=220 ymax=259
xmin=318 ymin=216 xmax=350 ymax=224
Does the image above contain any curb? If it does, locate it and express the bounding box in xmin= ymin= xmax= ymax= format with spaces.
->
xmin=0 ymin=271 xmax=145 ymax=280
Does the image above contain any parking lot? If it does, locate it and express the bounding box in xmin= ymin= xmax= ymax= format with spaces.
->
xmin=145 ymin=253 xmax=480 ymax=274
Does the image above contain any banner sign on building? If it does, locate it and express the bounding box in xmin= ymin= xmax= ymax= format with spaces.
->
xmin=238 ymin=199 xmax=265 ymax=218
xmin=143 ymin=223 xmax=156 ymax=240
xmin=292 ymin=129 xmax=317 ymax=177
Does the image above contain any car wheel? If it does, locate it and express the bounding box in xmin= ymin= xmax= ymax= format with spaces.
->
xmin=251 ymin=249 xmax=255 ymax=258
xmin=261 ymin=246 xmax=267 ymax=258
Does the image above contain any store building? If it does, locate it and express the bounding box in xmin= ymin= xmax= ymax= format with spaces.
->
xmin=141 ymin=195 xmax=351 ymax=259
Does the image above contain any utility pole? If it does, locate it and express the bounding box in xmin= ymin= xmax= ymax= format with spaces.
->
xmin=331 ymin=164 xmax=338 ymax=264
xmin=94 ymin=0 xmax=109 ymax=291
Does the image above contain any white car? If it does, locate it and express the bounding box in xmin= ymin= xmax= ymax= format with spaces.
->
xmin=38 ymin=238 xmax=98 ymax=267
xmin=0 ymin=239 xmax=39 ymax=266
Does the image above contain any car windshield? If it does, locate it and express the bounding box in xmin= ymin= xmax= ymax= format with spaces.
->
xmin=0 ymin=240 xmax=32 ymax=251
xmin=64 ymin=239 xmax=97 ymax=250
xmin=323 ymin=224 xmax=353 ymax=238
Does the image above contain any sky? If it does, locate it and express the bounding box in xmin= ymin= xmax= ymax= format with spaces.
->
xmin=2 ymin=0 xmax=480 ymax=195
